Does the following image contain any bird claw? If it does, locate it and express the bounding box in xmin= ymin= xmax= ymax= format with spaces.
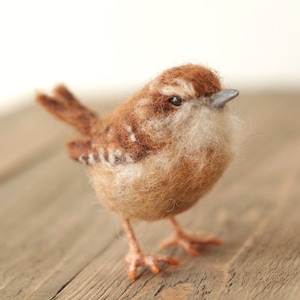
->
xmin=160 ymin=232 xmax=222 ymax=256
xmin=125 ymin=251 xmax=178 ymax=280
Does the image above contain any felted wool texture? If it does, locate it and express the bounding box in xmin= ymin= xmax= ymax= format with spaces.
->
xmin=36 ymin=64 xmax=240 ymax=221
xmin=36 ymin=85 xmax=100 ymax=136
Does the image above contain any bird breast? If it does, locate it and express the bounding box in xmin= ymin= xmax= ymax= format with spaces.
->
xmin=88 ymin=142 xmax=233 ymax=221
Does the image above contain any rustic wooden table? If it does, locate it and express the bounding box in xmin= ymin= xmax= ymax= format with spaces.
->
xmin=0 ymin=92 xmax=299 ymax=300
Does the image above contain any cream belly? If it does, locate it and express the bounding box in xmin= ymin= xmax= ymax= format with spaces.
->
xmin=89 ymin=146 xmax=233 ymax=221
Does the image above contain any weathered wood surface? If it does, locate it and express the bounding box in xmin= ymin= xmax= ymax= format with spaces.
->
xmin=0 ymin=92 xmax=299 ymax=300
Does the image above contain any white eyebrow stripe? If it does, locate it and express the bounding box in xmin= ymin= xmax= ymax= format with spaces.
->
xmin=176 ymin=78 xmax=196 ymax=96
xmin=160 ymin=85 xmax=183 ymax=97
xmin=160 ymin=78 xmax=196 ymax=98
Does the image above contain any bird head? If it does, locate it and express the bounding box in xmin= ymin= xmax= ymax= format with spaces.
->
xmin=131 ymin=64 xmax=239 ymax=148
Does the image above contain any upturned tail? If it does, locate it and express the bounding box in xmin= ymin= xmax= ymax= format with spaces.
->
xmin=36 ymin=85 xmax=98 ymax=136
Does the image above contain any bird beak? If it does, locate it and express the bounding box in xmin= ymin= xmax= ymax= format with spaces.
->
xmin=209 ymin=89 xmax=239 ymax=109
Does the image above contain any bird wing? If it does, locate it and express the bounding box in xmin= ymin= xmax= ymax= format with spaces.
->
xmin=66 ymin=139 xmax=138 ymax=166
xmin=66 ymin=120 xmax=155 ymax=166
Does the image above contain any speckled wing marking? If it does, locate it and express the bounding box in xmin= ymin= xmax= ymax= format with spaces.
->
xmin=75 ymin=147 xmax=135 ymax=166
xmin=66 ymin=124 xmax=140 ymax=166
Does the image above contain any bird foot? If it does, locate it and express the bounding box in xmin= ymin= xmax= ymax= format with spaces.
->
xmin=160 ymin=231 xmax=222 ymax=256
xmin=125 ymin=250 xmax=178 ymax=280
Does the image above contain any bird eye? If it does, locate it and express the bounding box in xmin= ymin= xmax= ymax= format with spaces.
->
xmin=170 ymin=96 xmax=183 ymax=106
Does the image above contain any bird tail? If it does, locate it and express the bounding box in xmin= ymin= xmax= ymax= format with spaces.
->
xmin=36 ymin=85 xmax=98 ymax=136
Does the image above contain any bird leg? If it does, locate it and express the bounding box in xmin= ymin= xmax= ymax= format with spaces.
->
xmin=120 ymin=216 xmax=178 ymax=280
xmin=160 ymin=216 xmax=222 ymax=256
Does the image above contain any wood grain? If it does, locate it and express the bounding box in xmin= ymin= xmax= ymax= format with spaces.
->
xmin=0 ymin=93 xmax=299 ymax=300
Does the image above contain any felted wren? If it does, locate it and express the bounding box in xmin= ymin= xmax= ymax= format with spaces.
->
xmin=36 ymin=64 xmax=239 ymax=279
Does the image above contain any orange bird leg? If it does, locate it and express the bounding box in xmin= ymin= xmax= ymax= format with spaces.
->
xmin=160 ymin=216 xmax=222 ymax=256
xmin=120 ymin=216 xmax=178 ymax=280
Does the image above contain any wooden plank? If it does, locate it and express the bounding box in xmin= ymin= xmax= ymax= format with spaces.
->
xmin=0 ymin=94 xmax=120 ymax=299
xmin=0 ymin=98 xmax=118 ymax=183
xmin=51 ymin=144 xmax=300 ymax=299
xmin=0 ymin=105 xmax=66 ymax=182
xmin=0 ymin=92 xmax=299 ymax=299
xmin=0 ymin=139 xmax=120 ymax=300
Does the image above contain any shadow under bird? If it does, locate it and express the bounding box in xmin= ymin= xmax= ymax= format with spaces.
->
xmin=36 ymin=64 xmax=239 ymax=280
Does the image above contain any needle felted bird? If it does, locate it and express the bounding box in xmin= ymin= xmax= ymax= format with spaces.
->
xmin=36 ymin=64 xmax=239 ymax=280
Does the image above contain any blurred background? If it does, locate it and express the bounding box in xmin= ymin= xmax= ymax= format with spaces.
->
xmin=0 ymin=0 xmax=299 ymax=115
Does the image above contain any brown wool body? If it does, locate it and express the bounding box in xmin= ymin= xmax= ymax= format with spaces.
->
xmin=36 ymin=64 xmax=240 ymax=279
